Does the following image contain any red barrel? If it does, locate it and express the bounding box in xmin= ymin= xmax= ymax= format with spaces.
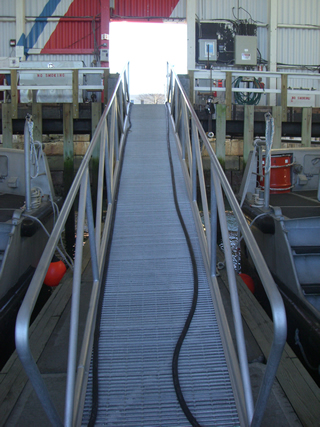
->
xmin=261 ymin=155 xmax=292 ymax=194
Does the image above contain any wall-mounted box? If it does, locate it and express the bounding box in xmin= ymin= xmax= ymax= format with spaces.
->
xmin=235 ymin=36 xmax=257 ymax=65
xmin=198 ymin=39 xmax=217 ymax=62
xmin=100 ymin=49 xmax=109 ymax=62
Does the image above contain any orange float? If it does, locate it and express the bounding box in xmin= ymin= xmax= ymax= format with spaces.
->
xmin=44 ymin=260 xmax=67 ymax=287
xmin=239 ymin=273 xmax=255 ymax=294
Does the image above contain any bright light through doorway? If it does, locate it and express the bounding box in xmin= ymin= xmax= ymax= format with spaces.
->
xmin=109 ymin=22 xmax=187 ymax=95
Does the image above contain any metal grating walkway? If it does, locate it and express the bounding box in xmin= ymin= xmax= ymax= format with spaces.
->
xmin=82 ymin=105 xmax=240 ymax=426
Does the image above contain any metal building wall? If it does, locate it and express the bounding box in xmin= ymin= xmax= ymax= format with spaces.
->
xmin=0 ymin=0 xmax=319 ymax=75
xmin=0 ymin=3 xmax=17 ymax=59
xmin=25 ymin=0 xmax=100 ymax=55
xmin=277 ymin=0 xmax=320 ymax=67
xmin=111 ymin=0 xmax=183 ymax=20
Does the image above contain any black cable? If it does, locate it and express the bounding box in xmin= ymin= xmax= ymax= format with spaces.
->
xmin=165 ymin=104 xmax=202 ymax=427
xmin=88 ymin=103 xmax=132 ymax=426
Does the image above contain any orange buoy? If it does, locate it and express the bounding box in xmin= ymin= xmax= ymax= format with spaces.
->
xmin=239 ymin=273 xmax=255 ymax=294
xmin=44 ymin=260 xmax=67 ymax=287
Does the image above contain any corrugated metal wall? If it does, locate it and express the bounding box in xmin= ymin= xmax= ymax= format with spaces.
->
xmin=25 ymin=0 xmax=100 ymax=55
xmin=0 ymin=0 xmax=319 ymax=77
xmin=111 ymin=0 xmax=182 ymax=20
xmin=197 ymin=0 xmax=267 ymax=22
xmin=0 ymin=2 xmax=17 ymax=59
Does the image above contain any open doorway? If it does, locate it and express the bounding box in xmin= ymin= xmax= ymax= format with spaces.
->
xmin=109 ymin=21 xmax=187 ymax=98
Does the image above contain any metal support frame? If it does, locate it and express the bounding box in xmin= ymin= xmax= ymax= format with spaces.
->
xmin=24 ymin=118 xmax=31 ymax=211
xmin=15 ymin=64 xmax=131 ymax=427
xmin=167 ymin=68 xmax=287 ymax=427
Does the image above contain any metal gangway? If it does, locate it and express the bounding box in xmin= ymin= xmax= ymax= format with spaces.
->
xmin=15 ymin=66 xmax=287 ymax=426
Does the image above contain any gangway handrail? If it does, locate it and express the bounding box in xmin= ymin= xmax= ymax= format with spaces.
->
xmin=15 ymin=64 xmax=131 ymax=427
xmin=167 ymin=68 xmax=287 ymax=426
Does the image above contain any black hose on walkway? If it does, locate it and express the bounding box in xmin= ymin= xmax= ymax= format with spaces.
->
xmin=165 ymin=104 xmax=202 ymax=427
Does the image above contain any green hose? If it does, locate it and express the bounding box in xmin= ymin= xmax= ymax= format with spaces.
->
xmin=234 ymin=76 xmax=262 ymax=105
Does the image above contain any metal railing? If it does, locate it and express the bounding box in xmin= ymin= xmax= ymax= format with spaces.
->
xmin=15 ymin=64 xmax=130 ymax=427
xmin=194 ymin=69 xmax=320 ymax=97
xmin=167 ymin=68 xmax=287 ymax=426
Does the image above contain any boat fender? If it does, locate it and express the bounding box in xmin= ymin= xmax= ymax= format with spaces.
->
xmin=239 ymin=273 xmax=255 ymax=294
xmin=44 ymin=260 xmax=67 ymax=287
xmin=254 ymin=215 xmax=275 ymax=235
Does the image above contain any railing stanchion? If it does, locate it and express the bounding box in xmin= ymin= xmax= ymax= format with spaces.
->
xmin=95 ymin=126 xmax=106 ymax=257
xmin=105 ymin=120 xmax=112 ymax=203
xmin=210 ymin=163 xmax=217 ymax=277
xmin=65 ymin=170 xmax=88 ymax=427
xmin=86 ymin=176 xmax=99 ymax=283
xmin=191 ymin=120 xmax=197 ymax=202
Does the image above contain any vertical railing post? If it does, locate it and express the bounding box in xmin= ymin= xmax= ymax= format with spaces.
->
xmin=104 ymin=119 xmax=112 ymax=203
xmin=114 ymin=95 xmax=120 ymax=161
xmin=191 ymin=119 xmax=197 ymax=202
xmin=95 ymin=124 xmax=107 ymax=258
xmin=65 ymin=169 xmax=88 ymax=427
xmin=183 ymin=101 xmax=192 ymax=172
xmin=118 ymin=84 xmax=124 ymax=133
xmin=174 ymin=82 xmax=179 ymax=132
xmin=210 ymin=163 xmax=217 ymax=277
xmin=86 ymin=177 xmax=99 ymax=283
xmin=212 ymin=172 xmax=254 ymax=423
xmin=181 ymin=93 xmax=186 ymax=160
xmin=24 ymin=118 xmax=32 ymax=211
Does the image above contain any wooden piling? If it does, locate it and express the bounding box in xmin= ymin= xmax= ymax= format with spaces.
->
xmin=63 ymin=103 xmax=75 ymax=256
xmin=10 ymin=70 xmax=17 ymax=119
xmin=91 ymin=102 xmax=102 ymax=221
xmin=32 ymin=103 xmax=42 ymax=143
xmin=225 ymin=71 xmax=232 ymax=120
xmin=216 ymin=104 xmax=226 ymax=167
xmin=243 ymin=105 xmax=254 ymax=165
xmin=301 ymin=107 xmax=312 ymax=147
xmin=272 ymin=106 xmax=282 ymax=149
xmin=72 ymin=70 xmax=79 ymax=119
xmin=1 ymin=104 xmax=12 ymax=148
xmin=281 ymin=74 xmax=288 ymax=122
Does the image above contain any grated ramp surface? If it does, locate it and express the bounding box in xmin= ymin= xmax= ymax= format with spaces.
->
xmin=82 ymin=104 xmax=240 ymax=426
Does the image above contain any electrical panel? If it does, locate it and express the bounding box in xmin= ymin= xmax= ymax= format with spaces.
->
xmin=234 ymin=35 xmax=257 ymax=66
xmin=100 ymin=49 xmax=109 ymax=62
xmin=198 ymin=39 xmax=217 ymax=62
xmin=196 ymin=22 xmax=234 ymax=65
